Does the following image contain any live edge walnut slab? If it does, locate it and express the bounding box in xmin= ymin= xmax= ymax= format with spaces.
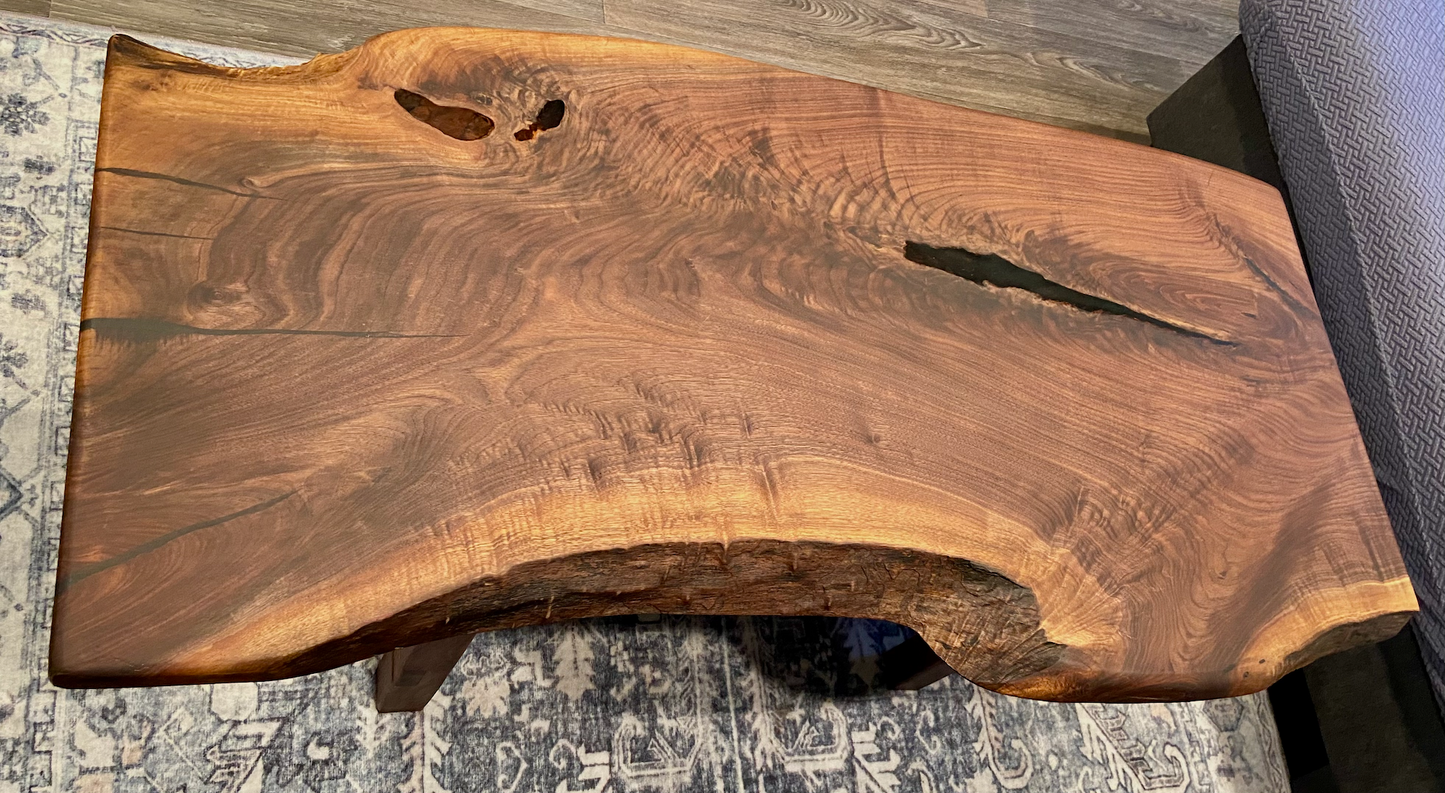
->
xmin=51 ymin=29 xmax=1416 ymax=703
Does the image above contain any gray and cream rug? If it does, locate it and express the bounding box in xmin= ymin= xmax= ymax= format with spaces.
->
xmin=0 ymin=13 xmax=1288 ymax=792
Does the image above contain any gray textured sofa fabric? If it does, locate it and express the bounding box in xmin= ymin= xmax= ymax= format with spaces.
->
xmin=1239 ymin=0 xmax=1445 ymax=706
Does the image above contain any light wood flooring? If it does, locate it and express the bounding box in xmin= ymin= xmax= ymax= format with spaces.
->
xmin=0 ymin=0 xmax=1240 ymax=141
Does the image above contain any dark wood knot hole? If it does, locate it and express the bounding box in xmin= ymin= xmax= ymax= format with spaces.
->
xmin=515 ymin=99 xmax=566 ymax=141
xmin=394 ymin=88 xmax=495 ymax=141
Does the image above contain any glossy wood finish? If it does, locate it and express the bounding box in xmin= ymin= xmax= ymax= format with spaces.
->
xmin=50 ymin=30 xmax=1414 ymax=702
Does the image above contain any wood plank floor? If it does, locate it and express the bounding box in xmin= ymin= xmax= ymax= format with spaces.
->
xmin=1 ymin=0 xmax=1236 ymax=140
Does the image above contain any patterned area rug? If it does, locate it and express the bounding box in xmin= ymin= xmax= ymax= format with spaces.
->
xmin=0 ymin=13 xmax=1288 ymax=793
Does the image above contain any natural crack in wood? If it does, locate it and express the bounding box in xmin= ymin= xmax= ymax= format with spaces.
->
xmin=48 ymin=30 xmax=1416 ymax=702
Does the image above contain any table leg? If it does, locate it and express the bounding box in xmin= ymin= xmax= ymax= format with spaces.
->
xmin=879 ymin=634 xmax=957 ymax=690
xmin=374 ymin=633 xmax=476 ymax=712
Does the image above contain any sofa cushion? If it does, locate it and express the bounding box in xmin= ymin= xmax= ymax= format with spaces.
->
xmin=1240 ymin=0 xmax=1445 ymax=704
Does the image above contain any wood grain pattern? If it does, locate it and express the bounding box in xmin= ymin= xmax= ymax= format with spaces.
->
xmin=0 ymin=0 xmax=50 ymax=16
xmin=602 ymin=0 xmax=1197 ymax=139
xmin=502 ymin=0 xmax=605 ymax=24
xmin=982 ymin=0 xmax=1237 ymax=62
xmin=46 ymin=0 xmax=616 ymax=56
xmin=33 ymin=0 xmax=1239 ymax=140
xmin=50 ymin=30 xmax=1414 ymax=702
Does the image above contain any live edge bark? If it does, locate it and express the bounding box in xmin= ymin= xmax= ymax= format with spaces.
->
xmin=49 ymin=31 xmax=1416 ymax=703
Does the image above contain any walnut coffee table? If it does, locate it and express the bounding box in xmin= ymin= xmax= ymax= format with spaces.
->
xmin=50 ymin=29 xmax=1417 ymax=710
